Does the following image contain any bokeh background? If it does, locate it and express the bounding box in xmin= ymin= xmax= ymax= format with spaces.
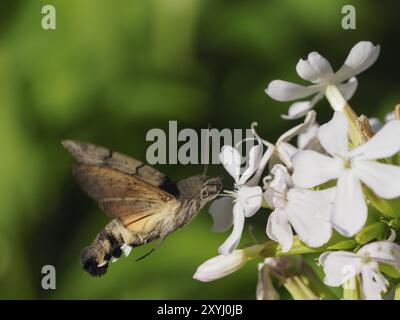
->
xmin=0 ymin=0 xmax=399 ymax=299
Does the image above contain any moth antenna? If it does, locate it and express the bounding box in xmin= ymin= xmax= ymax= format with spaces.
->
xmin=202 ymin=123 xmax=212 ymax=176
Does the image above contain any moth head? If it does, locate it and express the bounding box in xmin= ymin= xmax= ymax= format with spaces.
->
xmin=200 ymin=176 xmax=223 ymax=201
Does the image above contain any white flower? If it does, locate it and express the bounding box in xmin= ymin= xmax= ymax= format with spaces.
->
xmin=209 ymin=145 xmax=263 ymax=255
xmin=319 ymin=241 xmax=400 ymax=300
xmin=193 ymin=250 xmax=248 ymax=282
xmin=292 ymin=111 xmax=400 ymax=237
xmin=251 ymin=110 xmax=317 ymax=173
xmin=266 ymin=41 xmax=380 ymax=119
xmin=265 ymin=164 xmax=334 ymax=252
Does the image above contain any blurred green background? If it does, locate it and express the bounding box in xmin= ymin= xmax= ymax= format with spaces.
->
xmin=0 ymin=0 xmax=399 ymax=299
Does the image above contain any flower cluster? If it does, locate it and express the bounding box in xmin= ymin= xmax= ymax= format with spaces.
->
xmin=193 ymin=41 xmax=400 ymax=300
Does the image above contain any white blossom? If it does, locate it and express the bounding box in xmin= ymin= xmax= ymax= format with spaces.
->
xmin=320 ymin=241 xmax=400 ymax=300
xmin=266 ymin=41 xmax=380 ymax=119
xmin=193 ymin=250 xmax=248 ymax=282
xmin=251 ymin=110 xmax=317 ymax=173
xmin=209 ymin=145 xmax=263 ymax=255
xmin=292 ymin=111 xmax=400 ymax=236
xmin=265 ymin=165 xmax=334 ymax=252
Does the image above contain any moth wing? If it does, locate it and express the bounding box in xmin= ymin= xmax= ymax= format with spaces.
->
xmin=62 ymin=140 xmax=171 ymax=189
xmin=72 ymin=164 xmax=180 ymax=233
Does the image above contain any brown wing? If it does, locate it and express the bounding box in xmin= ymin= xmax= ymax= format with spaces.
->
xmin=72 ymin=163 xmax=180 ymax=232
xmin=62 ymin=140 xmax=171 ymax=188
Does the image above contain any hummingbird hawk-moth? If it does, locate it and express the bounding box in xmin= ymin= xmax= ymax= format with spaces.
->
xmin=62 ymin=140 xmax=222 ymax=277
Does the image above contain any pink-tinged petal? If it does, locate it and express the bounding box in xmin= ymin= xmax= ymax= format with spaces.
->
xmin=296 ymin=51 xmax=334 ymax=82
xmin=352 ymin=160 xmax=400 ymax=199
xmin=266 ymin=209 xmax=293 ymax=253
xmin=238 ymin=185 xmax=262 ymax=218
xmin=266 ymin=80 xmax=322 ymax=102
xmin=361 ymin=264 xmax=388 ymax=300
xmin=238 ymin=145 xmax=262 ymax=185
xmin=209 ymin=197 xmax=234 ymax=233
xmin=349 ymin=120 xmax=400 ymax=160
xmin=332 ymin=170 xmax=367 ymax=237
xmin=292 ymin=150 xmax=344 ymax=188
xmin=334 ymin=41 xmax=380 ymax=83
xmin=337 ymin=77 xmax=358 ymax=100
xmin=218 ymin=202 xmax=245 ymax=255
xmin=358 ymin=241 xmax=400 ymax=269
xmin=219 ymin=145 xmax=241 ymax=184
xmin=286 ymin=188 xmax=333 ymax=248
xmin=318 ymin=111 xmax=349 ymax=157
xmin=193 ymin=250 xmax=248 ymax=282
xmin=319 ymin=251 xmax=363 ymax=287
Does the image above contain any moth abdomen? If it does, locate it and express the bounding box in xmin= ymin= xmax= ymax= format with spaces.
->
xmin=80 ymin=220 xmax=127 ymax=277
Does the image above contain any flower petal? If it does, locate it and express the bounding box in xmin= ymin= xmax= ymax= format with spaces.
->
xmin=218 ymin=202 xmax=245 ymax=255
xmin=278 ymin=110 xmax=316 ymax=143
xmin=352 ymin=160 xmax=400 ymax=199
xmin=296 ymin=51 xmax=334 ymax=82
xmin=361 ymin=264 xmax=388 ymax=300
xmin=219 ymin=145 xmax=241 ymax=184
xmin=281 ymin=93 xmax=324 ymax=120
xmin=286 ymin=188 xmax=333 ymax=248
xmin=349 ymin=120 xmax=400 ymax=160
xmin=193 ymin=250 xmax=248 ymax=282
xmin=269 ymin=164 xmax=291 ymax=193
xmin=276 ymin=142 xmax=298 ymax=168
xmin=292 ymin=150 xmax=344 ymax=188
xmin=318 ymin=111 xmax=349 ymax=157
xmin=358 ymin=241 xmax=400 ymax=269
xmin=238 ymin=145 xmax=262 ymax=185
xmin=266 ymin=209 xmax=293 ymax=253
xmin=266 ymin=80 xmax=322 ymax=102
xmin=238 ymin=185 xmax=262 ymax=218
xmin=297 ymin=123 xmax=319 ymax=150
xmin=337 ymin=77 xmax=358 ymax=100
xmin=332 ymin=170 xmax=367 ymax=237
xmin=209 ymin=197 xmax=234 ymax=233
xmin=319 ymin=251 xmax=363 ymax=287
xmin=334 ymin=41 xmax=380 ymax=82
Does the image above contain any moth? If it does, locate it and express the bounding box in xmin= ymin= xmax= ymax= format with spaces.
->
xmin=62 ymin=140 xmax=222 ymax=277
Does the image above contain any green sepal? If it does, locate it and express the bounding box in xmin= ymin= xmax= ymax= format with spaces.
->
xmin=364 ymin=186 xmax=400 ymax=218
xmin=355 ymin=222 xmax=388 ymax=245
xmin=379 ymin=263 xmax=400 ymax=279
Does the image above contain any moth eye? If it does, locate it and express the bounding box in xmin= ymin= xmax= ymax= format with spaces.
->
xmin=201 ymin=190 xmax=210 ymax=199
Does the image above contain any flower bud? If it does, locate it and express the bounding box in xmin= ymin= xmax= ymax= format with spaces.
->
xmin=193 ymin=250 xmax=249 ymax=282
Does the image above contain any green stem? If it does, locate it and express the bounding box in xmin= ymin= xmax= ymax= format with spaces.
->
xmin=343 ymin=276 xmax=361 ymax=300
xmin=284 ymin=276 xmax=318 ymax=300
xmin=395 ymin=282 xmax=400 ymax=300
xmin=301 ymin=263 xmax=337 ymax=300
